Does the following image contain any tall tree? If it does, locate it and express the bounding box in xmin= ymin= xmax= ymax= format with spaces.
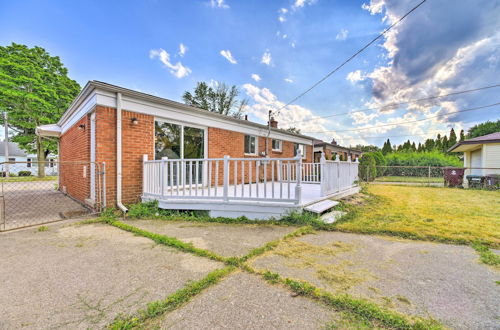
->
xmin=382 ymin=138 xmax=392 ymax=155
xmin=182 ymin=81 xmax=248 ymax=119
xmin=0 ymin=43 xmax=80 ymax=177
xmin=285 ymin=127 xmax=301 ymax=134
xmin=448 ymin=128 xmax=457 ymax=148
xmin=459 ymin=129 xmax=465 ymax=142
xmin=467 ymin=120 xmax=500 ymax=138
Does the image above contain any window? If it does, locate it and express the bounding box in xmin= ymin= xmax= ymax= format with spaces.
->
xmin=27 ymin=158 xmax=32 ymax=168
xmin=271 ymin=139 xmax=282 ymax=152
xmin=49 ymin=159 xmax=55 ymax=168
xmin=294 ymin=144 xmax=306 ymax=159
xmin=155 ymin=122 xmax=181 ymax=160
xmin=8 ymin=158 xmax=15 ymax=163
xmin=244 ymin=135 xmax=257 ymax=155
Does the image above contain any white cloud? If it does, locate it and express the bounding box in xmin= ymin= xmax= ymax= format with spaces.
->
xmin=335 ymin=29 xmax=349 ymax=40
xmin=220 ymin=50 xmax=237 ymax=64
xmin=279 ymin=16 xmax=286 ymax=22
xmin=291 ymin=41 xmax=296 ymax=48
xmin=284 ymin=78 xmax=294 ymax=83
xmin=178 ymin=43 xmax=187 ymax=57
xmin=292 ymin=0 xmax=317 ymax=9
xmin=210 ymin=0 xmax=229 ymax=9
xmin=280 ymin=8 xmax=288 ymax=14
xmin=149 ymin=48 xmax=191 ymax=78
xmin=282 ymin=34 xmax=288 ymax=39
xmin=251 ymin=74 xmax=261 ymax=82
xmin=242 ymin=83 xmax=330 ymax=139
xmin=261 ymin=50 xmax=272 ymax=66
xmin=346 ymin=70 xmax=365 ymax=83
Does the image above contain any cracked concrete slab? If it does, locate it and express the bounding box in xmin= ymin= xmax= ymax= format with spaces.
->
xmin=251 ymin=231 xmax=500 ymax=330
xmin=156 ymin=272 xmax=341 ymax=329
xmin=0 ymin=222 xmax=222 ymax=329
xmin=121 ymin=219 xmax=298 ymax=257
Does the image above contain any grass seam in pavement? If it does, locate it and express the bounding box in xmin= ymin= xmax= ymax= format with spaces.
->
xmin=106 ymin=219 xmax=228 ymax=264
xmin=471 ymin=241 xmax=500 ymax=269
xmin=247 ymin=267 xmax=442 ymax=330
xmin=108 ymin=266 xmax=236 ymax=329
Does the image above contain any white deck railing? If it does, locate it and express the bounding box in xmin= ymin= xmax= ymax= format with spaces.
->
xmin=142 ymin=152 xmax=358 ymax=205
xmin=320 ymin=153 xmax=359 ymax=196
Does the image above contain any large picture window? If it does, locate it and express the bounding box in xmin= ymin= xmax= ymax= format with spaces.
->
xmin=155 ymin=122 xmax=181 ymax=160
xmin=244 ymin=135 xmax=257 ymax=155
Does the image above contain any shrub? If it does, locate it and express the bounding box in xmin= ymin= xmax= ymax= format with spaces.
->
xmin=359 ymin=154 xmax=377 ymax=181
xmin=383 ymin=151 xmax=461 ymax=177
xmin=18 ymin=170 xmax=32 ymax=177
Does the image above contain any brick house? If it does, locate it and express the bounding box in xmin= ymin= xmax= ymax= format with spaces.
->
xmin=36 ymin=81 xmax=317 ymax=212
xmin=313 ymin=139 xmax=362 ymax=163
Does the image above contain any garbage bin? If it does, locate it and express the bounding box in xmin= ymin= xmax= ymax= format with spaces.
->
xmin=443 ymin=167 xmax=465 ymax=187
xmin=466 ymin=175 xmax=485 ymax=188
xmin=484 ymin=174 xmax=500 ymax=189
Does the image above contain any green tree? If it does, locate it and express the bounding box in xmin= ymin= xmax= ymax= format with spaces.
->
xmin=182 ymin=81 xmax=248 ymax=119
xmin=359 ymin=153 xmax=377 ymax=181
xmin=459 ymin=129 xmax=465 ymax=142
xmin=449 ymin=128 xmax=457 ymax=147
xmin=382 ymin=138 xmax=392 ymax=155
xmin=467 ymin=120 xmax=500 ymax=138
xmin=0 ymin=43 xmax=80 ymax=177
xmin=442 ymin=135 xmax=448 ymax=152
xmin=285 ymin=127 xmax=301 ymax=134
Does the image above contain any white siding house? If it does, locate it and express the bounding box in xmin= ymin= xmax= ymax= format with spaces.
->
xmin=448 ymin=132 xmax=500 ymax=178
xmin=0 ymin=141 xmax=57 ymax=176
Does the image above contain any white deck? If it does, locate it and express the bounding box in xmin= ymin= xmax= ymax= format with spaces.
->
xmin=142 ymin=155 xmax=360 ymax=220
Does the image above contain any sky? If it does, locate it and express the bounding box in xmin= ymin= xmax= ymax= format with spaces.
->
xmin=0 ymin=0 xmax=499 ymax=148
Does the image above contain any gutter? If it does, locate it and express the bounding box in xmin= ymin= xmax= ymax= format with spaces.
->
xmin=116 ymin=92 xmax=128 ymax=213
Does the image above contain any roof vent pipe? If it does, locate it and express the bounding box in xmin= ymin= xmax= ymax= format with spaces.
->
xmin=116 ymin=92 xmax=128 ymax=213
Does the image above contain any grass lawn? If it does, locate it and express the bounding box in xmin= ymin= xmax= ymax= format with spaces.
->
xmin=374 ymin=176 xmax=443 ymax=183
xmin=0 ymin=175 xmax=57 ymax=182
xmin=336 ymin=185 xmax=500 ymax=248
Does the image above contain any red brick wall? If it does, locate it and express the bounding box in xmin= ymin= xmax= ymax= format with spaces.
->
xmin=94 ymin=106 xmax=154 ymax=207
xmin=59 ymin=115 xmax=91 ymax=203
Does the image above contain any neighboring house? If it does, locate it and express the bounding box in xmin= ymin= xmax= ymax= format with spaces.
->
xmin=0 ymin=141 xmax=57 ymax=176
xmin=448 ymin=132 xmax=500 ymax=176
xmin=313 ymin=139 xmax=362 ymax=162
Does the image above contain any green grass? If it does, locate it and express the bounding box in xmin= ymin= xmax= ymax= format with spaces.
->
xmin=335 ymin=185 xmax=500 ymax=248
xmin=37 ymin=225 xmax=49 ymax=232
xmin=109 ymin=266 xmax=235 ymax=329
xmin=0 ymin=175 xmax=57 ymax=182
xmin=375 ymin=176 xmax=443 ymax=183
xmin=252 ymin=269 xmax=442 ymax=330
xmin=471 ymin=241 xmax=500 ymax=269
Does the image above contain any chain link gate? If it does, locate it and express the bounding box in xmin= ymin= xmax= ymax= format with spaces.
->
xmin=0 ymin=161 xmax=106 ymax=231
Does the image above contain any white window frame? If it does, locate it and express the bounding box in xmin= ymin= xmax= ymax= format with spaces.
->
xmin=294 ymin=144 xmax=307 ymax=159
xmin=244 ymin=135 xmax=258 ymax=155
xmin=271 ymin=139 xmax=282 ymax=152
xmin=154 ymin=118 xmax=208 ymax=160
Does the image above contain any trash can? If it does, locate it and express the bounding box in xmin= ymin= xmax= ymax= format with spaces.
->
xmin=443 ymin=167 xmax=465 ymax=187
xmin=484 ymin=174 xmax=500 ymax=189
xmin=466 ymin=175 xmax=485 ymax=188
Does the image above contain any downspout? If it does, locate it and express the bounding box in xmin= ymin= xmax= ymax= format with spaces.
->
xmin=116 ymin=92 xmax=128 ymax=213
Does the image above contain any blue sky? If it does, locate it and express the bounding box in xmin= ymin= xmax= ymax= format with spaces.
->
xmin=1 ymin=0 xmax=499 ymax=147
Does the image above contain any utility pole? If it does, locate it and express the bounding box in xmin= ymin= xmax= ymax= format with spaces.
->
xmin=3 ymin=112 xmax=9 ymax=178
xmin=265 ymin=110 xmax=272 ymax=157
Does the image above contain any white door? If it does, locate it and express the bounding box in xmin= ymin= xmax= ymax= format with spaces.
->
xmin=470 ymin=149 xmax=482 ymax=175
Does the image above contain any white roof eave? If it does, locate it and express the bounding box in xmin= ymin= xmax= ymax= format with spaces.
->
xmin=36 ymin=124 xmax=62 ymax=138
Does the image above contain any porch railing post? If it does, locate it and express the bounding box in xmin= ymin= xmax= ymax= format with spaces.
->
xmin=348 ymin=156 xmax=352 ymax=187
xmin=142 ymin=154 xmax=148 ymax=195
xmin=320 ymin=152 xmax=326 ymax=197
xmin=295 ymin=151 xmax=302 ymax=204
xmin=161 ymin=156 xmax=168 ymax=197
xmin=335 ymin=154 xmax=340 ymax=192
xmin=223 ymin=155 xmax=230 ymax=202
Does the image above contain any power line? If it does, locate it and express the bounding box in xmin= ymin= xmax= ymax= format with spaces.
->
xmin=302 ymin=102 xmax=500 ymax=134
xmin=285 ymin=83 xmax=500 ymax=124
xmin=275 ymin=0 xmax=427 ymax=115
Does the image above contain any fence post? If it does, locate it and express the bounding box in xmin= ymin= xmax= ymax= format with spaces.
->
xmin=142 ymin=154 xmax=148 ymax=195
xmin=223 ymin=155 xmax=230 ymax=202
xmin=335 ymin=154 xmax=340 ymax=192
xmin=295 ymin=151 xmax=302 ymax=204
xmin=428 ymin=166 xmax=431 ymax=186
xmin=348 ymin=156 xmax=352 ymax=187
xmin=320 ymin=152 xmax=326 ymax=197
xmin=161 ymin=156 xmax=168 ymax=197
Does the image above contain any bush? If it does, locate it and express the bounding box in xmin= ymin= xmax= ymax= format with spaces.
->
xmin=359 ymin=154 xmax=377 ymax=181
xmin=385 ymin=151 xmax=461 ymax=167
xmin=18 ymin=171 xmax=32 ymax=177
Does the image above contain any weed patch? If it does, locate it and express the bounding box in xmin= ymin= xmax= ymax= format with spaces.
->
xmin=37 ymin=226 xmax=49 ymax=232
xmin=109 ymin=266 xmax=235 ymax=329
xmin=472 ymin=241 xmax=500 ymax=268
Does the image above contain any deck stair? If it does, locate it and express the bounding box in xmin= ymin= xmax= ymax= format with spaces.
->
xmin=304 ymin=199 xmax=339 ymax=214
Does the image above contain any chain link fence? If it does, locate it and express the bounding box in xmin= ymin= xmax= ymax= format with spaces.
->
xmin=358 ymin=165 xmax=500 ymax=189
xmin=0 ymin=161 xmax=105 ymax=231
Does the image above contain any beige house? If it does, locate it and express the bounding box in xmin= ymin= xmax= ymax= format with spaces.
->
xmin=448 ymin=132 xmax=500 ymax=176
